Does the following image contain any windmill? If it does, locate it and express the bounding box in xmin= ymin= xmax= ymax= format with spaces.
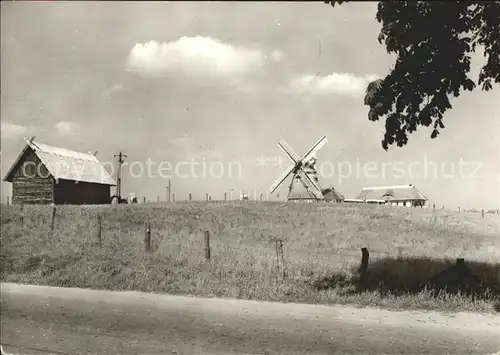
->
xmin=268 ymin=136 xmax=328 ymax=202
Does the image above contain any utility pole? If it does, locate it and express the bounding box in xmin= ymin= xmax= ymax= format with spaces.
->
xmin=113 ymin=151 xmax=127 ymax=201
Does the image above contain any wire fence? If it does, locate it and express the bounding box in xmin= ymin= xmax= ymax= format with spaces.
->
xmin=3 ymin=203 xmax=500 ymax=298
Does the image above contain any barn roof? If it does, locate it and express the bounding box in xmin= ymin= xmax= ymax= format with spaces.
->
xmin=356 ymin=184 xmax=427 ymax=201
xmin=3 ymin=137 xmax=116 ymax=186
xmin=322 ymin=186 xmax=345 ymax=201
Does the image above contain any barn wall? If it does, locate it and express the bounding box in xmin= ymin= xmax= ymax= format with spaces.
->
xmin=54 ymin=179 xmax=110 ymax=205
xmin=11 ymin=149 xmax=54 ymax=205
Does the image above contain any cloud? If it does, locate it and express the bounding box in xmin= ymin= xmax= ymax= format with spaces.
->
xmin=1 ymin=122 xmax=27 ymax=139
xmin=126 ymin=36 xmax=267 ymax=79
xmin=289 ymin=73 xmax=381 ymax=97
xmin=168 ymin=134 xmax=223 ymax=160
xmin=102 ymin=84 xmax=127 ymax=99
xmin=269 ymin=49 xmax=286 ymax=62
xmin=55 ymin=121 xmax=79 ymax=136
xmin=168 ymin=133 xmax=192 ymax=147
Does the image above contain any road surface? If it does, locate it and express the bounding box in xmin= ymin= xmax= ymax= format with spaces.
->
xmin=1 ymin=283 xmax=499 ymax=354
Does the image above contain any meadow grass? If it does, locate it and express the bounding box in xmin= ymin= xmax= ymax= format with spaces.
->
xmin=1 ymin=202 xmax=499 ymax=313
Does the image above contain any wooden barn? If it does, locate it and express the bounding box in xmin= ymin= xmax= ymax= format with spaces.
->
xmin=322 ymin=186 xmax=345 ymax=203
xmin=286 ymin=178 xmax=345 ymax=203
xmin=3 ymin=137 xmax=116 ymax=205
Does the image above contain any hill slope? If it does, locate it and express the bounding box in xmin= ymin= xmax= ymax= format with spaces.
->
xmin=1 ymin=202 xmax=499 ymax=312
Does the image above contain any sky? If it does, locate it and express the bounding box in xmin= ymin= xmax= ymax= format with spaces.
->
xmin=1 ymin=1 xmax=499 ymax=210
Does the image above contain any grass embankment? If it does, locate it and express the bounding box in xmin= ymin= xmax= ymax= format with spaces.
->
xmin=1 ymin=202 xmax=499 ymax=313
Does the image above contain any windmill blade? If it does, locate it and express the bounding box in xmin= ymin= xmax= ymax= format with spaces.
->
xmin=302 ymin=136 xmax=328 ymax=163
xmin=278 ymin=140 xmax=300 ymax=164
xmin=297 ymin=171 xmax=323 ymax=200
xmin=268 ymin=164 xmax=295 ymax=195
xmin=296 ymin=169 xmax=324 ymax=200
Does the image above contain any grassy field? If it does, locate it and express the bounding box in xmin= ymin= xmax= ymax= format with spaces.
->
xmin=1 ymin=202 xmax=499 ymax=313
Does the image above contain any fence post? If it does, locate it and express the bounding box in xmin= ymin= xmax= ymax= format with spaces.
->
xmin=97 ymin=215 xmax=102 ymax=245
xmin=206 ymin=193 xmax=208 ymax=201
xmin=144 ymin=223 xmax=151 ymax=252
xmin=224 ymin=192 xmax=227 ymax=201
xmin=275 ymin=239 xmax=281 ymax=277
xmin=279 ymin=239 xmax=286 ymax=278
xmin=360 ymin=247 xmax=370 ymax=290
xmin=275 ymin=238 xmax=287 ymax=279
xmin=204 ymin=230 xmax=211 ymax=261
xmin=19 ymin=204 xmax=24 ymax=226
xmin=397 ymin=246 xmax=404 ymax=260
xmin=189 ymin=193 xmax=192 ymax=201
xmin=50 ymin=205 xmax=56 ymax=232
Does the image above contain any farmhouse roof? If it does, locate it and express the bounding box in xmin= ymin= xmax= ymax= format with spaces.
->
xmin=356 ymin=184 xmax=427 ymax=201
xmin=3 ymin=137 xmax=116 ymax=186
xmin=322 ymin=186 xmax=345 ymax=201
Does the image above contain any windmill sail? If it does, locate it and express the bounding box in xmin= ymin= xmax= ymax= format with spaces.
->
xmin=302 ymin=136 xmax=328 ymax=163
xmin=268 ymin=164 xmax=295 ymax=194
xmin=278 ymin=140 xmax=300 ymax=163
xmin=296 ymin=169 xmax=324 ymax=200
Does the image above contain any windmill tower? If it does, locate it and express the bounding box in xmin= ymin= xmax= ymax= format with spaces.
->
xmin=268 ymin=136 xmax=328 ymax=202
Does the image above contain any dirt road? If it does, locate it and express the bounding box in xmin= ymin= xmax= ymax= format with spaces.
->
xmin=1 ymin=283 xmax=499 ymax=354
